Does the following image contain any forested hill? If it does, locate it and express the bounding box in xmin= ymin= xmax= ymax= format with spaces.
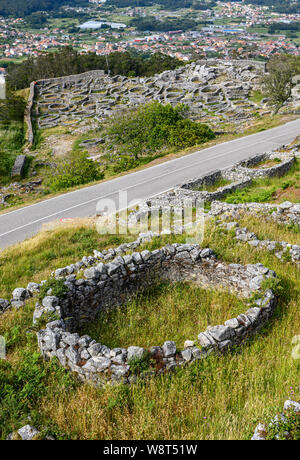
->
xmin=0 ymin=0 xmax=88 ymax=18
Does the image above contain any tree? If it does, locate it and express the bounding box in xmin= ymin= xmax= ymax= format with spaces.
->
xmin=263 ymin=56 xmax=295 ymax=114
xmin=106 ymin=101 xmax=215 ymax=162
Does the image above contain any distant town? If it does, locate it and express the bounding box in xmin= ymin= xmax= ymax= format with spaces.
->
xmin=0 ymin=0 xmax=299 ymax=72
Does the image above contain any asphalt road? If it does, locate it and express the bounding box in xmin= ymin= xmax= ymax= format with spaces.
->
xmin=0 ymin=118 xmax=300 ymax=250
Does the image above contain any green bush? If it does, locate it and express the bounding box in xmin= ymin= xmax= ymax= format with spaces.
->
xmin=47 ymin=153 xmax=104 ymax=191
xmin=106 ymin=101 xmax=215 ymax=161
xmin=111 ymin=155 xmax=139 ymax=174
xmin=39 ymin=278 xmax=68 ymax=302
xmin=225 ymin=186 xmax=276 ymax=204
xmin=169 ymin=118 xmax=215 ymax=148
xmin=128 ymin=352 xmax=154 ymax=375
xmin=0 ymin=348 xmax=76 ymax=439
xmin=266 ymin=407 xmax=300 ymax=440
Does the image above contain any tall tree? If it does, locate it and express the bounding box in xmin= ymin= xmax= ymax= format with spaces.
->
xmin=263 ymin=56 xmax=296 ymax=114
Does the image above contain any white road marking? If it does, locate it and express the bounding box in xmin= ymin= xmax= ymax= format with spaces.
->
xmin=0 ymin=119 xmax=298 ymax=241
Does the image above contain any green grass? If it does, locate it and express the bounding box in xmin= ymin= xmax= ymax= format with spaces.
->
xmin=80 ymin=282 xmax=246 ymax=349
xmin=0 ymin=222 xmax=134 ymax=299
xmin=237 ymin=214 xmax=300 ymax=245
xmin=224 ymin=159 xmax=300 ymax=204
xmin=0 ymin=215 xmax=299 ymax=439
xmin=249 ymin=90 xmax=264 ymax=105
xmin=0 ymin=121 xmax=24 ymax=184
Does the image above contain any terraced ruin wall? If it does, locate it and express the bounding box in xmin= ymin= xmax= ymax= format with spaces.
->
xmin=32 ymin=60 xmax=265 ymax=87
xmin=29 ymin=59 xmax=270 ymax=143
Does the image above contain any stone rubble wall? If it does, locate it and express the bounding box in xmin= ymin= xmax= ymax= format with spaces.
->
xmin=223 ymin=151 xmax=296 ymax=181
xmin=0 ymin=231 xmax=159 ymax=316
xmin=174 ymin=150 xmax=297 ymax=202
xmin=194 ymin=59 xmax=266 ymax=71
xmin=35 ymin=243 xmax=277 ymax=386
xmin=30 ymin=59 xmax=268 ymax=139
xmin=36 ymin=69 xmax=106 ymax=87
xmin=210 ymin=200 xmax=300 ymax=228
xmin=217 ymin=220 xmax=300 ymax=265
xmin=128 ymin=148 xmax=299 ymax=222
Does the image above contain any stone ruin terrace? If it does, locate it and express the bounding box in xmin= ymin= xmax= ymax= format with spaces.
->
xmin=32 ymin=59 xmax=272 ymax=133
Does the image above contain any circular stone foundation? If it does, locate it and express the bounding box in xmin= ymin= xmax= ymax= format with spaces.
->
xmin=36 ymin=243 xmax=277 ymax=386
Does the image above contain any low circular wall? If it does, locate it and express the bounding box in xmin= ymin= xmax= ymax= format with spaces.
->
xmin=36 ymin=243 xmax=277 ymax=386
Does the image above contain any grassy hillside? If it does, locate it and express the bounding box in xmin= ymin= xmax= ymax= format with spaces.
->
xmin=0 ymin=214 xmax=299 ymax=440
xmin=0 ymin=121 xmax=24 ymax=185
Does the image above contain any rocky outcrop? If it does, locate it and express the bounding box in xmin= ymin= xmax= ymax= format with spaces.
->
xmin=11 ymin=155 xmax=27 ymax=178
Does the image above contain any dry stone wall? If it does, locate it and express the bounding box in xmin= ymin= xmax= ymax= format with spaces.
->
xmin=25 ymin=81 xmax=35 ymax=145
xmin=210 ymin=201 xmax=300 ymax=228
xmin=128 ymin=148 xmax=299 ymax=223
xmin=217 ymin=220 xmax=300 ymax=265
xmin=36 ymin=243 xmax=277 ymax=386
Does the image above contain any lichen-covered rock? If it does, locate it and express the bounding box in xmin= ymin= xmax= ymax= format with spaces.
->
xmin=251 ymin=423 xmax=267 ymax=440
xmin=12 ymin=288 xmax=29 ymax=301
xmin=127 ymin=346 xmax=146 ymax=361
xmin=162 ymin=341 xmax=176 ymax=358
xmin=17 ymin=425 xmax=40 ymax=440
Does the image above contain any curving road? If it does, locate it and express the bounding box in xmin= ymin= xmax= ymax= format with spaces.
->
xmin=0 ymin=118 xmax=300 ymax=250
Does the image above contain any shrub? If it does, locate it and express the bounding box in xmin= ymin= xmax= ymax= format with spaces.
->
xmin=0 ymin=89 xmax=26 ymax=123
xmin=260 ymin=277 xmax=283 ymax=298
xmin=47 ymin=153 xmax=104 ymax=192
xmin=128 ymin=352 xmax=154 ymax=375
xmin=106 ymin=101 xmax=215 ymax=160
xmin=39 ymin=278 xmax=68 ymax=302
xmin=225 ymin=187 xmax=276 ymax=204
xmin=169 ymin=118 xmax=215 ymax=148
xmin=111 ymin=155 xmax=139 ymax=173
xmin=266 ymin=407 xmax=300 ymax=440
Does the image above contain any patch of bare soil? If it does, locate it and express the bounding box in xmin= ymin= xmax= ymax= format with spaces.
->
xmin=273 ymin=187 xmax=300 ymax=203
xmin=45 ymin=134 xmax=75 ymax=157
